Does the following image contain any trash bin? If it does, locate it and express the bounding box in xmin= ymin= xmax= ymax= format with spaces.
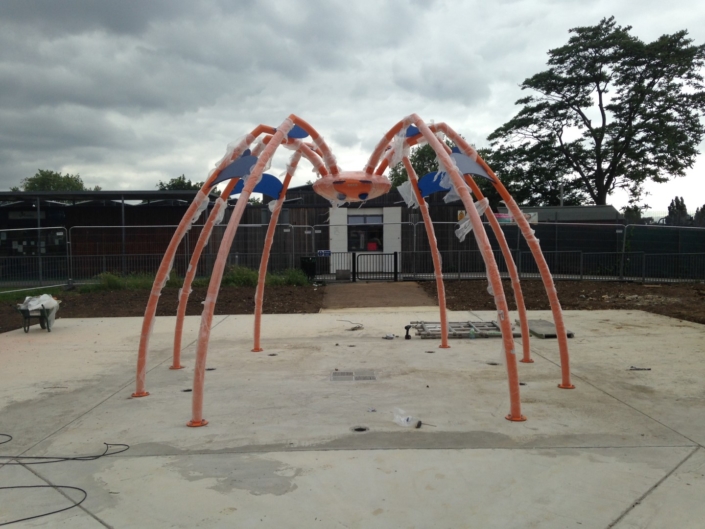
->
xmin=300 ymin=256 xmax=317 ymax=281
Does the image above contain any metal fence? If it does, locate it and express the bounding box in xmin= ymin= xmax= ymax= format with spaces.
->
xmin=1 ymin=222 xmax=704 ymax=291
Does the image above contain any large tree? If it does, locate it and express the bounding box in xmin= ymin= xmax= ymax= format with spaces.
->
xmin=488 ymin=17 xmax=705 ymax=206
xmin=11 ymin=169 xmax=101 ymax=192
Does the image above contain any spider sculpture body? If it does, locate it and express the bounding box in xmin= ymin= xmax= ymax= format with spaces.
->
xmin=133 ymin=114 xmax=574 ymax=428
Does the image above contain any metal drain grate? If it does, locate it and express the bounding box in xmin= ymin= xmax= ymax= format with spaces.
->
xmin=330 ymin=370 xmax=377 ymax=382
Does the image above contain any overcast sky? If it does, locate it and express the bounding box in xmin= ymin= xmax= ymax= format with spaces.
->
xmin=1 ymin=0 xmax=704 ymax=214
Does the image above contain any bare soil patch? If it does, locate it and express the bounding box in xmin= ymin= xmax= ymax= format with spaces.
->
xmin=322 ymin=281 xmax=435 ymax=309
xmin=3 ymin=280 xmax=704 ymax=335
xmin=0 ymin=285 xmax=324 ymax=334
xmin=421 ymin=280 xmax=705 ymax=325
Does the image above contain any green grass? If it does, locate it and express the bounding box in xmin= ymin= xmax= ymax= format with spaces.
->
xmin=1 ymin=267 xmax=309 ymax=299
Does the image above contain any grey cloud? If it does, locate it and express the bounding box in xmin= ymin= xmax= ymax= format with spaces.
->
xmin=392 ymin=56 xmax=491 ymax=105
xmin=0 ymin=0 xmax=197 ymax=36
xmin=0 ymin=0 xmax=704 ymax=214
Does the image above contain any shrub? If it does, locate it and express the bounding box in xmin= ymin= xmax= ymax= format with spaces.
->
xmin=221 ymin=266 xmax=259 ymax=287
xmin=277 ymin=268 xmax=308 ymax=286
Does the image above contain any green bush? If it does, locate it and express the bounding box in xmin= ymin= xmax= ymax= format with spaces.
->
xmin=267 ymin=268 xmax=308 ymax=287
xmin=221 ymin=266 xmax=259 ymax=287
xmin=74 ymin=266 xmax=309 ymax=293
xmin=191 ymin=277 xmax=210 ymax=288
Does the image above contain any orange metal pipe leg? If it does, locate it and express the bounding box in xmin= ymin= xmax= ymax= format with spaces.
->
xmin=189 ymin=118 xmax=295 ymax=427
xmin=411 ymin=115 xmax=525 ymax=421
xmin=134 ymin=125 xmax=272 ymax=397
xmin=403 ymin=157 xmax=450 ymax=349
xmin=133 ymin=190 xmax=209 ymax=397
xmin=440 ymin=127 xmax=573 ymax=388
xmin=464 ymin=177 xmax=533 ymax=363
xmin=252 ymin=153 xmax=300 ymax=352
xmin=172 ymin=186 xmax=237 ymax=368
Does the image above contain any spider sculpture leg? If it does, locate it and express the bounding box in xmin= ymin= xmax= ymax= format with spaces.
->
xmin=411 ymin=115 xmax=525 ymax=421
xmin=188 ymin=117 xmax=296 ymax=427
xmin=439 ymin=125 xmax=572 ymax=388
xmin=171 ymin=187 xmax=235 ymax=369
xmin=252 ymin=142 xmax=328 ymax=352
xmin=403 ymin=157 xmax=451 ymax=349
xmin=133 ymin=124 xmax=275 ymax=397
xmin=367 ymin=115 xmax=524 ymax=421
xmin=462 ymin=176 xmax=533 ymax=363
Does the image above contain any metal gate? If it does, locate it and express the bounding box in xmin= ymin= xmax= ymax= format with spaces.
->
xmin=355 ymin=252 xmax=399 ymax=281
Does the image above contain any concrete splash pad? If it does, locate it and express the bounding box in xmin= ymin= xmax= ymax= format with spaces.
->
xmin=1 ymin=309 xmax=704 ymax=528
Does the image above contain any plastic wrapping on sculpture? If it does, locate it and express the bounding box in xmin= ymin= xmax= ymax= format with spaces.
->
xmin=199 ymin=197 xmax=228 ymax=251
xmin=313 ymin=135 xmax=338 ymax=174
xmin=213 ymin=198 xmax=227 ymax=225
xmin=397 ymin=180 xmax=419 ymax=209
xmin=189 ymin=192 xmax=210 ymax=226
xmin=455 ymin=198 xmax=489 ymax=242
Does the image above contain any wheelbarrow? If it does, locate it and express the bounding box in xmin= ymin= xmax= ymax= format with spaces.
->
xmin=15 ymin=295 xmax=60 ymax=333
xmin=16 ymin=304 xmax=53 ymax=332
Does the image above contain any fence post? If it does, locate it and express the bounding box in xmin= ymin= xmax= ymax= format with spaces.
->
xmin=619 ymin=224 xmax=628 ymax=280
xmin=516 ymin=251 xmax=522 ymax=280
xmin=67 ymin=227 xmax=73 ymax=285
xmin=121 ymin=196 xmax=126 ymax=276
xmin=642 ymin=253 xmax=646 ymax=283
xmin=580 ymin=251 xmax=583 ymax=281
xmin=393 ymin=251 xmax=398 ymax=282
xmin=36 ymin=198 xmax=43 ymax=286
xmin=352 ymin=252 xmax=357 ymax=282
xmin=291 ymin=225 xmax=295 ymax=272
xmin=412 ymin=223 xmax=417 ymax=280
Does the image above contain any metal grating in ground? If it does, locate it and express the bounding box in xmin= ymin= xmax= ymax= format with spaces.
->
xmin=408 ymin=321 xmax=521 ymax=339
xmin=330 ymin=370 xmax=377 ymax=382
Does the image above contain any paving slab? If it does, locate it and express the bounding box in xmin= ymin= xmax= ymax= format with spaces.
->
xmin=615 ymin=447 xmax=705 ymax=529
xmin=22 ymin=447 xmax=696 ymax=529
xmin=0 ymin=462 xmax=101 ymax=527
xmin=0 ymin=309 xmax=703 ymax=527
xmin=489 ymin=310 xmax=705 ymax=446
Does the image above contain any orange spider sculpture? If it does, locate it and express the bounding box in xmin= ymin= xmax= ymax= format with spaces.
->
xmin=132 ymin=114 xmax=574 ymax=427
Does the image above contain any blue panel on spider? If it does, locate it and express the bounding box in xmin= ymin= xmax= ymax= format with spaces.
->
xmin=288 ymin=125 xmax=309 ymax=139
xmin=418 ymin=172 xmax=450 ymax=197
xmin=231 ymin=173 xmax=283 ymax=199
xmin=211 ymin=155 xmax=259 ymax=186
xmin=405 ymin=125 xmax=420 ymax=137
xmin=450 ymin=152 xmax=493 ymax=181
